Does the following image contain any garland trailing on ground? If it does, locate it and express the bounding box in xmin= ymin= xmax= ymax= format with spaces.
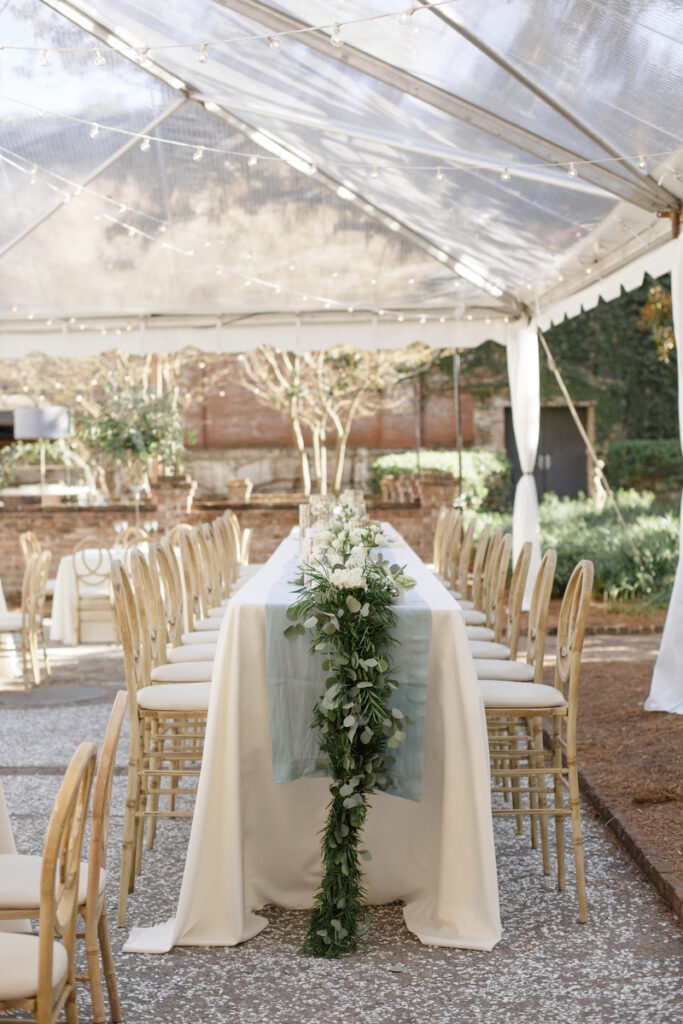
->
xmin=285 ymin=508 xmax=415 ymax=957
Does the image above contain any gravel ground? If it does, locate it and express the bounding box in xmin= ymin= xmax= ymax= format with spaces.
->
xmin=1 ymin=643 xmax=681 ymax=1024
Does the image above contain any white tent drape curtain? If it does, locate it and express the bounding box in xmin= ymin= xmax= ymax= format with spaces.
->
xmin=507 ymin=323 xmax=542 ymax=605
xmin=646 ymin=233 xmax=683 ymax=714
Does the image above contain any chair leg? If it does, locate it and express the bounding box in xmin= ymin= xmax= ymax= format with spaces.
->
xmin=552 ymin=719 xmax=566 ymax=892
xmin=146 ymin=719 xmax=161 ymax=850
xmin=118 ymin=762 xmax=139 ymax=926
xmin=64 ymin=983 xmax=79 ymax=1024
xmin=567 ymin=754 xmax=588 ymax=922
xmin=530 ymin=717 xmax=551 ymax=874
xmin=29 ymin=633 xmax=41 ymax=687
xmin=98 ymin=906 xmax=122 ymax=1022
xmin=85 ymin=913 xmax=107 ymax=1024
xmin=40 ymin=626 xmax=51 ymax=677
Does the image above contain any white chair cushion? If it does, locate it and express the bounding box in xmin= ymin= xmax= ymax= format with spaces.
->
xmin=150 ymin=662 xmax=213 ymax=683
xmin=137 ymin=682 xmax=211 ymax=712
xmin=167 ymin=644 xmax=216 ymax=663
xmin=0 ymin=932 xmax=68 ymax=1000
xmin=466 ymin=626 xmax=495 ymax=641
xmin=194 ymin=618 xmax=223 ymax=631
xmin=45 ymin=579 xmax=56 ymax=596
xmin=181 ymin=631 xmax=220 ymax=645
xmin=474 ymin=659 xmax=535 ymax=682
xmin=480 ymin=680 xmax=567 ymax=709
xmin=463 ymin=609 xmax=486 ymax=626
xmin=0 ymin=855 xmax=105 ymax=908
xmin=0 ymin=612 xmax=22 ymax=631
xmin=469 ymin=640 xmax=511 ymax=659
xmin=458 ymin=599 xmax=473 ymax=610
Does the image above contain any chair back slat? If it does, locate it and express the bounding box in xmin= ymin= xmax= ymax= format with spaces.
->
xmin=111 ymin=559 xmax=148 ymax=706
xmin=470 ymin=522 xmax=491 ymax=610
xmin=526 ymin=548 xmax=557 ymax=683
xmin=456 ymin=518 xmax=476 ymax=599
xmin=504 ymin=541 xmax=532 ymax=659
xmin=86 ymin=693 xmax=127 ymax=910
xmin=38 ymin=741 xmax=96 ymax=1011
xmin=556 ymin=559 xmax=594 ymax=706
xmin=488 ymin=533 xmax=512 ymax=638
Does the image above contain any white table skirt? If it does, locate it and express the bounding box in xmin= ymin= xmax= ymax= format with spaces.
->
xmin=124 ymin=530 xmax=501 ymax=953
xmin=0 ymin=579 xmax=20 ymax=681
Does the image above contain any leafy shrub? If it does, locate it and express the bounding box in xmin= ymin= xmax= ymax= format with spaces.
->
xmin=538 ymin=490 xmax=678 ymax=605
xmin=371 ymin=449 xmax=511 ymax=510
xmin=605 ymin=439 xmax=683 ymax=492
xmin=473 ymin=490 xmax=678 ymax=605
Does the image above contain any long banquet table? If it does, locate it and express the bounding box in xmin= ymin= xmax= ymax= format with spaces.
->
xmin=124 ymin=527 xmax=501 ymax=953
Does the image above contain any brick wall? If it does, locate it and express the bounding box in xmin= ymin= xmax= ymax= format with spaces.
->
xmin=184 ymin=355 xmax=476 ymax=452
xmin=0 ymin=479 xmax=447 ymax=601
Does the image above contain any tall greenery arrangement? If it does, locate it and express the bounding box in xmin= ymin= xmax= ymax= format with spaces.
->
xmin=75 ymin=383 xmax=186 ymax=474
xmin=285 ymin=514 xmax=414 ymax=956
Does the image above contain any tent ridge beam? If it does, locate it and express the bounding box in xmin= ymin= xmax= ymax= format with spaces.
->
xmin=211 ymin=0 xmax=664 ymax=211
xmin=0 ymin=96 xmax=187 ymax=261
xmin=419 ymin=0 xmax=680 ymax=210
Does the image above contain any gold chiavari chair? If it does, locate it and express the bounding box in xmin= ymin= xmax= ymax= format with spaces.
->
xmin=0 ymin=741 xmax=96 ymax=1024
xmin=463 ymin=528 xmax=504 ymax=633
xmin=111 ymin=559 xmax=209 ymax=925
xmin=481 ymin=560 xmax=594 ymax=922
xmin=0 ymin=694 xmax=126 ymax=1024
xmin=469 ymin=541 xmax=532 ymax=663
xmin=0 ymin=550 xmax=51 ymax=688
xmin=71 ymin=538 xmax=114 ymax=646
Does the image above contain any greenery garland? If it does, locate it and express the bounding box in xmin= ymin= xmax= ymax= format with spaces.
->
xmin=284 ymin=512 xmax=415 ymax=957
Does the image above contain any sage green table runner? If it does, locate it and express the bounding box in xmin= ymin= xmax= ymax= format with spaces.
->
xmin=265 ymin=547 xmax=431 ymax=801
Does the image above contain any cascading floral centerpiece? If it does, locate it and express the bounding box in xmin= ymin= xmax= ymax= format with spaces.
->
xmin=285 ymin=502 xmax=416 ymax=957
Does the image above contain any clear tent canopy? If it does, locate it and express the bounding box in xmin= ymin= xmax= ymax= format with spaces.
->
xmin=0 ymin=0 xmax=681 ymax=354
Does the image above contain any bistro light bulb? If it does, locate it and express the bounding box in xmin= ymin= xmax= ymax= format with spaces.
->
xmin=500 ymin=166 xmax=511 ymax=181
xmin=268 ymin=36 xmax=282 ymax=50
xmin=89 ymin=124 xmax=100 ymax=139
xmin=638 ymin=155 xmax=647 ymax=169
xmin=41 ymin=49 xmax=50 ymax=66
xmin=248 ymin=155 xmax=258 ymax=167
xmin=330 ymin=24 xmax=344 ymax=47
xmin=198 ymin=42 xmax=209 ymax=62
xmin=399 ymin=7 xmax=415 ymax=23
xmin=93 ymin=48 xmax=106 ymax=67
xmin=568 ymin=162 xmax=578 ymax=178
xmin=436 ymin=167 xmax=444 ymax=181
xmin=140 ymin=136 xmax=151 ymax=151
xmin=193 ymin=146 xmax=204 ymax=161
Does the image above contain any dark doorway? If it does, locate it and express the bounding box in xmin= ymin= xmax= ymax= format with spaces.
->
xmin=0 ymin=411 xmax=13 ymax=449
xmin=505 ymin=406 xmax=591 ymax=499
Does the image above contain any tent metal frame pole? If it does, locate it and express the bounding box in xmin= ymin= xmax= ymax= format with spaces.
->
xmin=212 ymin=0 xmax=665 ymax=211
xmin=419 ymin=0 xmax=680 ymax=210
xmin=0 ymin=97 xmax=187 ymax=261
xmin=452 ymin=347 xmax=463 ymax=501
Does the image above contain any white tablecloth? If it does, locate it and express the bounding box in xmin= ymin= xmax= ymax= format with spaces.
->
xmin=0 ymin=579 xmax=20 ymax=681
xmin=50 ymin=549 xmax=119 ymax=645
xmin=125 ymin=530 xmax=501 ymax=953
